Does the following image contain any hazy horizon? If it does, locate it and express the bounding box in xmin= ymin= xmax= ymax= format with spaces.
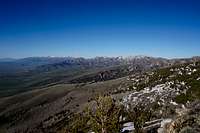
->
xmin=1 ymin=54 xmax=200 ymax=60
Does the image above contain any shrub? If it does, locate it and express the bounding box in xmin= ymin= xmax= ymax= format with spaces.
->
xmin=126 ymin=104 xmax=152 ymax=133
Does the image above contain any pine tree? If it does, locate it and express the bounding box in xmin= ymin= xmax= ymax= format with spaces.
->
xmin=88 ymin=96 xmax=122 ymax=133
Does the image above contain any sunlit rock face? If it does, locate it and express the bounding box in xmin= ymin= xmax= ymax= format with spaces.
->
xmin=122 ymin=82 xmax=187 ymax=108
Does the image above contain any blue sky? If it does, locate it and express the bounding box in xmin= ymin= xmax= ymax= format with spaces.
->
xmin=0 ymin=0 xmax=200 ymax=58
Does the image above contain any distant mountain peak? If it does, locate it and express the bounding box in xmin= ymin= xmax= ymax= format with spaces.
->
xmin=124 ymin=55 xmax=149 ymax=60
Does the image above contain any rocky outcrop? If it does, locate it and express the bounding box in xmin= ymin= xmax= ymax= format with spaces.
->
xmin=163 ymin=102 xmax=200 ymax=133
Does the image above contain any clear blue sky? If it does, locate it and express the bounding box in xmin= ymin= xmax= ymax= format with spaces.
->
xmin=0 ymin=0 xmax=200 ymax=58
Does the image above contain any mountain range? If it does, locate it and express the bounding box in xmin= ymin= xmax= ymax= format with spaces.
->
xmin=0 ymin=55 xmax=200 ymax=132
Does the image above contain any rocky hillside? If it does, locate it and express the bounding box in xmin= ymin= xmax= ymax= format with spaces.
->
xmin=112 ymin=60 xmax=200 ymax=133
xmin=64 ymin=60 xmax=200 ymax=133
